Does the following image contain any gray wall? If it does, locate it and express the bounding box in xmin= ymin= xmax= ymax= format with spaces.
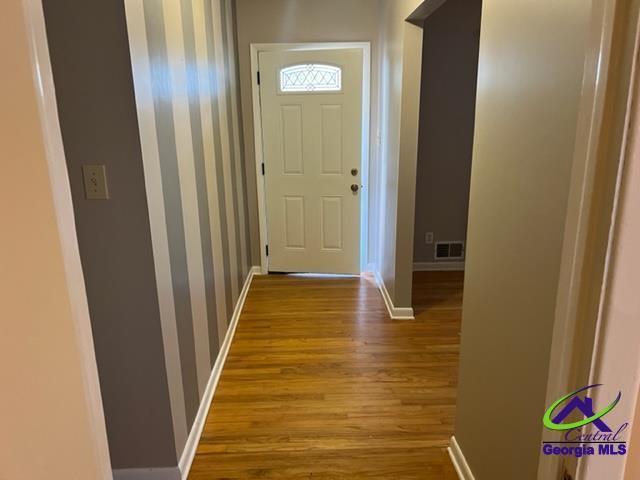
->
xmin=125 ymin=0 xmax=251 ymax=462
xmin=412 ymin=0 xmax=480 ymax=264
xmin=44 ymin=0 xmax=251 ymax=470
xmin=454 ymin=0 xmax=591 ymax=477
xmin=43 ymin=0 xmax=177 ymax=468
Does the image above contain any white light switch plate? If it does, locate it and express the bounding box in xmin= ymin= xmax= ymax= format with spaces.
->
xmin=82 ymin=165 xmax=109 ymax=200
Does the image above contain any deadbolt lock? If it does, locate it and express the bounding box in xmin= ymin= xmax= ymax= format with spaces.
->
xmin=351 ymin=168 xmax=359 ymax=176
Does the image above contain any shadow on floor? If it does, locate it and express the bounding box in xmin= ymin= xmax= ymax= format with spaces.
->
xmin=412 ymin=271 xmax=465 ymax=319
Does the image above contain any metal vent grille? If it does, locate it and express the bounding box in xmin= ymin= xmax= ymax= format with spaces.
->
xmin=436 ymin=243 xmax=450 ymax=259
xmin=435 ymin=241 xmax=465 ymax=260
xmin=449 ymin=242 xmax=464 ymax=258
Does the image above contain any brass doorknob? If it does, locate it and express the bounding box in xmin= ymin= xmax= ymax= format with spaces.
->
xmin=351 ymin=184 xmax=359 ymax=193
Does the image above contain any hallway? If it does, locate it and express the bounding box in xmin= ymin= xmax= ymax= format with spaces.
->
xmin=188 ymin=273 xmax=461 ymax=478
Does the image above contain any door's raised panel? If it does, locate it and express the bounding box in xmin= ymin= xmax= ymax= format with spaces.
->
xmin=281 ymin=105 xmax=304 ymax=174
xmin=321 ymin=196 xmax=343 ymax=250
xmin=284 ymin=196 xmax=305 ymax=248
xmin=321 ymin=105 xmax=343 ymax=174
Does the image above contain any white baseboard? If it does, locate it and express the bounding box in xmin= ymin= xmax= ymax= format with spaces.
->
xmin=413 ymin=261 xmax=465 ymax=271
xmin=113 ymin=468 xmax=180 ymax=480
xmin=448 ymin=436 xmax=475 ymax=480
xmin=373 ymin=271 xmax=415 ymax=320
xmin=178 ymin=266 xmax=261 ymax=480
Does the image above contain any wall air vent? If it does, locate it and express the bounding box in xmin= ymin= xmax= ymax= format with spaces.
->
xmin=435 ymin=241 xmax=465 ymax=260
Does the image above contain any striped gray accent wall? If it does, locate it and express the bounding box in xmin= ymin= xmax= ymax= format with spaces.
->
xmin=125 ymin=0 xmax=251 ymax=457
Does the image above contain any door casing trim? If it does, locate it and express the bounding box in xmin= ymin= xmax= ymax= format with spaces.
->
xmin=249 ymin=42 xmax=371 ymax=274
xmin=539 ymin=0 xmax=640 ymax=478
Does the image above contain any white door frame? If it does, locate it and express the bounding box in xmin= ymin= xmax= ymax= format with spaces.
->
xmin=539 ymin=0 xmax=640 ymax=478
xmin=250 ymin=42 xmax=371 ymax=274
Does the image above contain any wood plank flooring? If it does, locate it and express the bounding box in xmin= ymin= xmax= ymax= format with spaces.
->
xmin=188 ymin=271 xmax=463 ymax=479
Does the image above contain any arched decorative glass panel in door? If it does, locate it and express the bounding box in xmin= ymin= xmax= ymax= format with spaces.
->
xmin=280 ymin=64 xmax=342 ymax=92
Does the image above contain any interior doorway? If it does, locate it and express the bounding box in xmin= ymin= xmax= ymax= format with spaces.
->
xmin=251 ymin=43 xmax=371 ymax=275
xmin=411 ymin=0 xmax=482 ymax=318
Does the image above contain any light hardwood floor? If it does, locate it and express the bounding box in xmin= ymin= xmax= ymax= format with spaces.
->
xmin=188 ymin=271 xmax=463 ymax=479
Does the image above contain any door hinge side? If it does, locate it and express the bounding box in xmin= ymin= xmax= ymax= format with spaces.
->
xmin=261 ymin=162 xmax=265 ymax=175
xmin=265 ymin=244 xmax=269 ymax=257
xmin=257 ymin=71 xmax=261 ymax=85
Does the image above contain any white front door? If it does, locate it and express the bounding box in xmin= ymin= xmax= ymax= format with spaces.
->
xmin=259 ymin=48 xmax=363 ymax=274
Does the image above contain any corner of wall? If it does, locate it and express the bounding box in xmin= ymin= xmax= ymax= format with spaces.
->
xmin=373 ymin=270 xmax=415 ymax=319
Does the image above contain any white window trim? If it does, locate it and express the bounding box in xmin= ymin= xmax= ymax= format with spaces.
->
xmin=279 ymin=63 xmax=343 ymax=93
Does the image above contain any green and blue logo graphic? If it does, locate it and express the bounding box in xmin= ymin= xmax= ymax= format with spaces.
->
xmin=543 ymin=384 xmax=621 ymax=432
xmin=541 ymin=384 xmax=627 ymax=458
